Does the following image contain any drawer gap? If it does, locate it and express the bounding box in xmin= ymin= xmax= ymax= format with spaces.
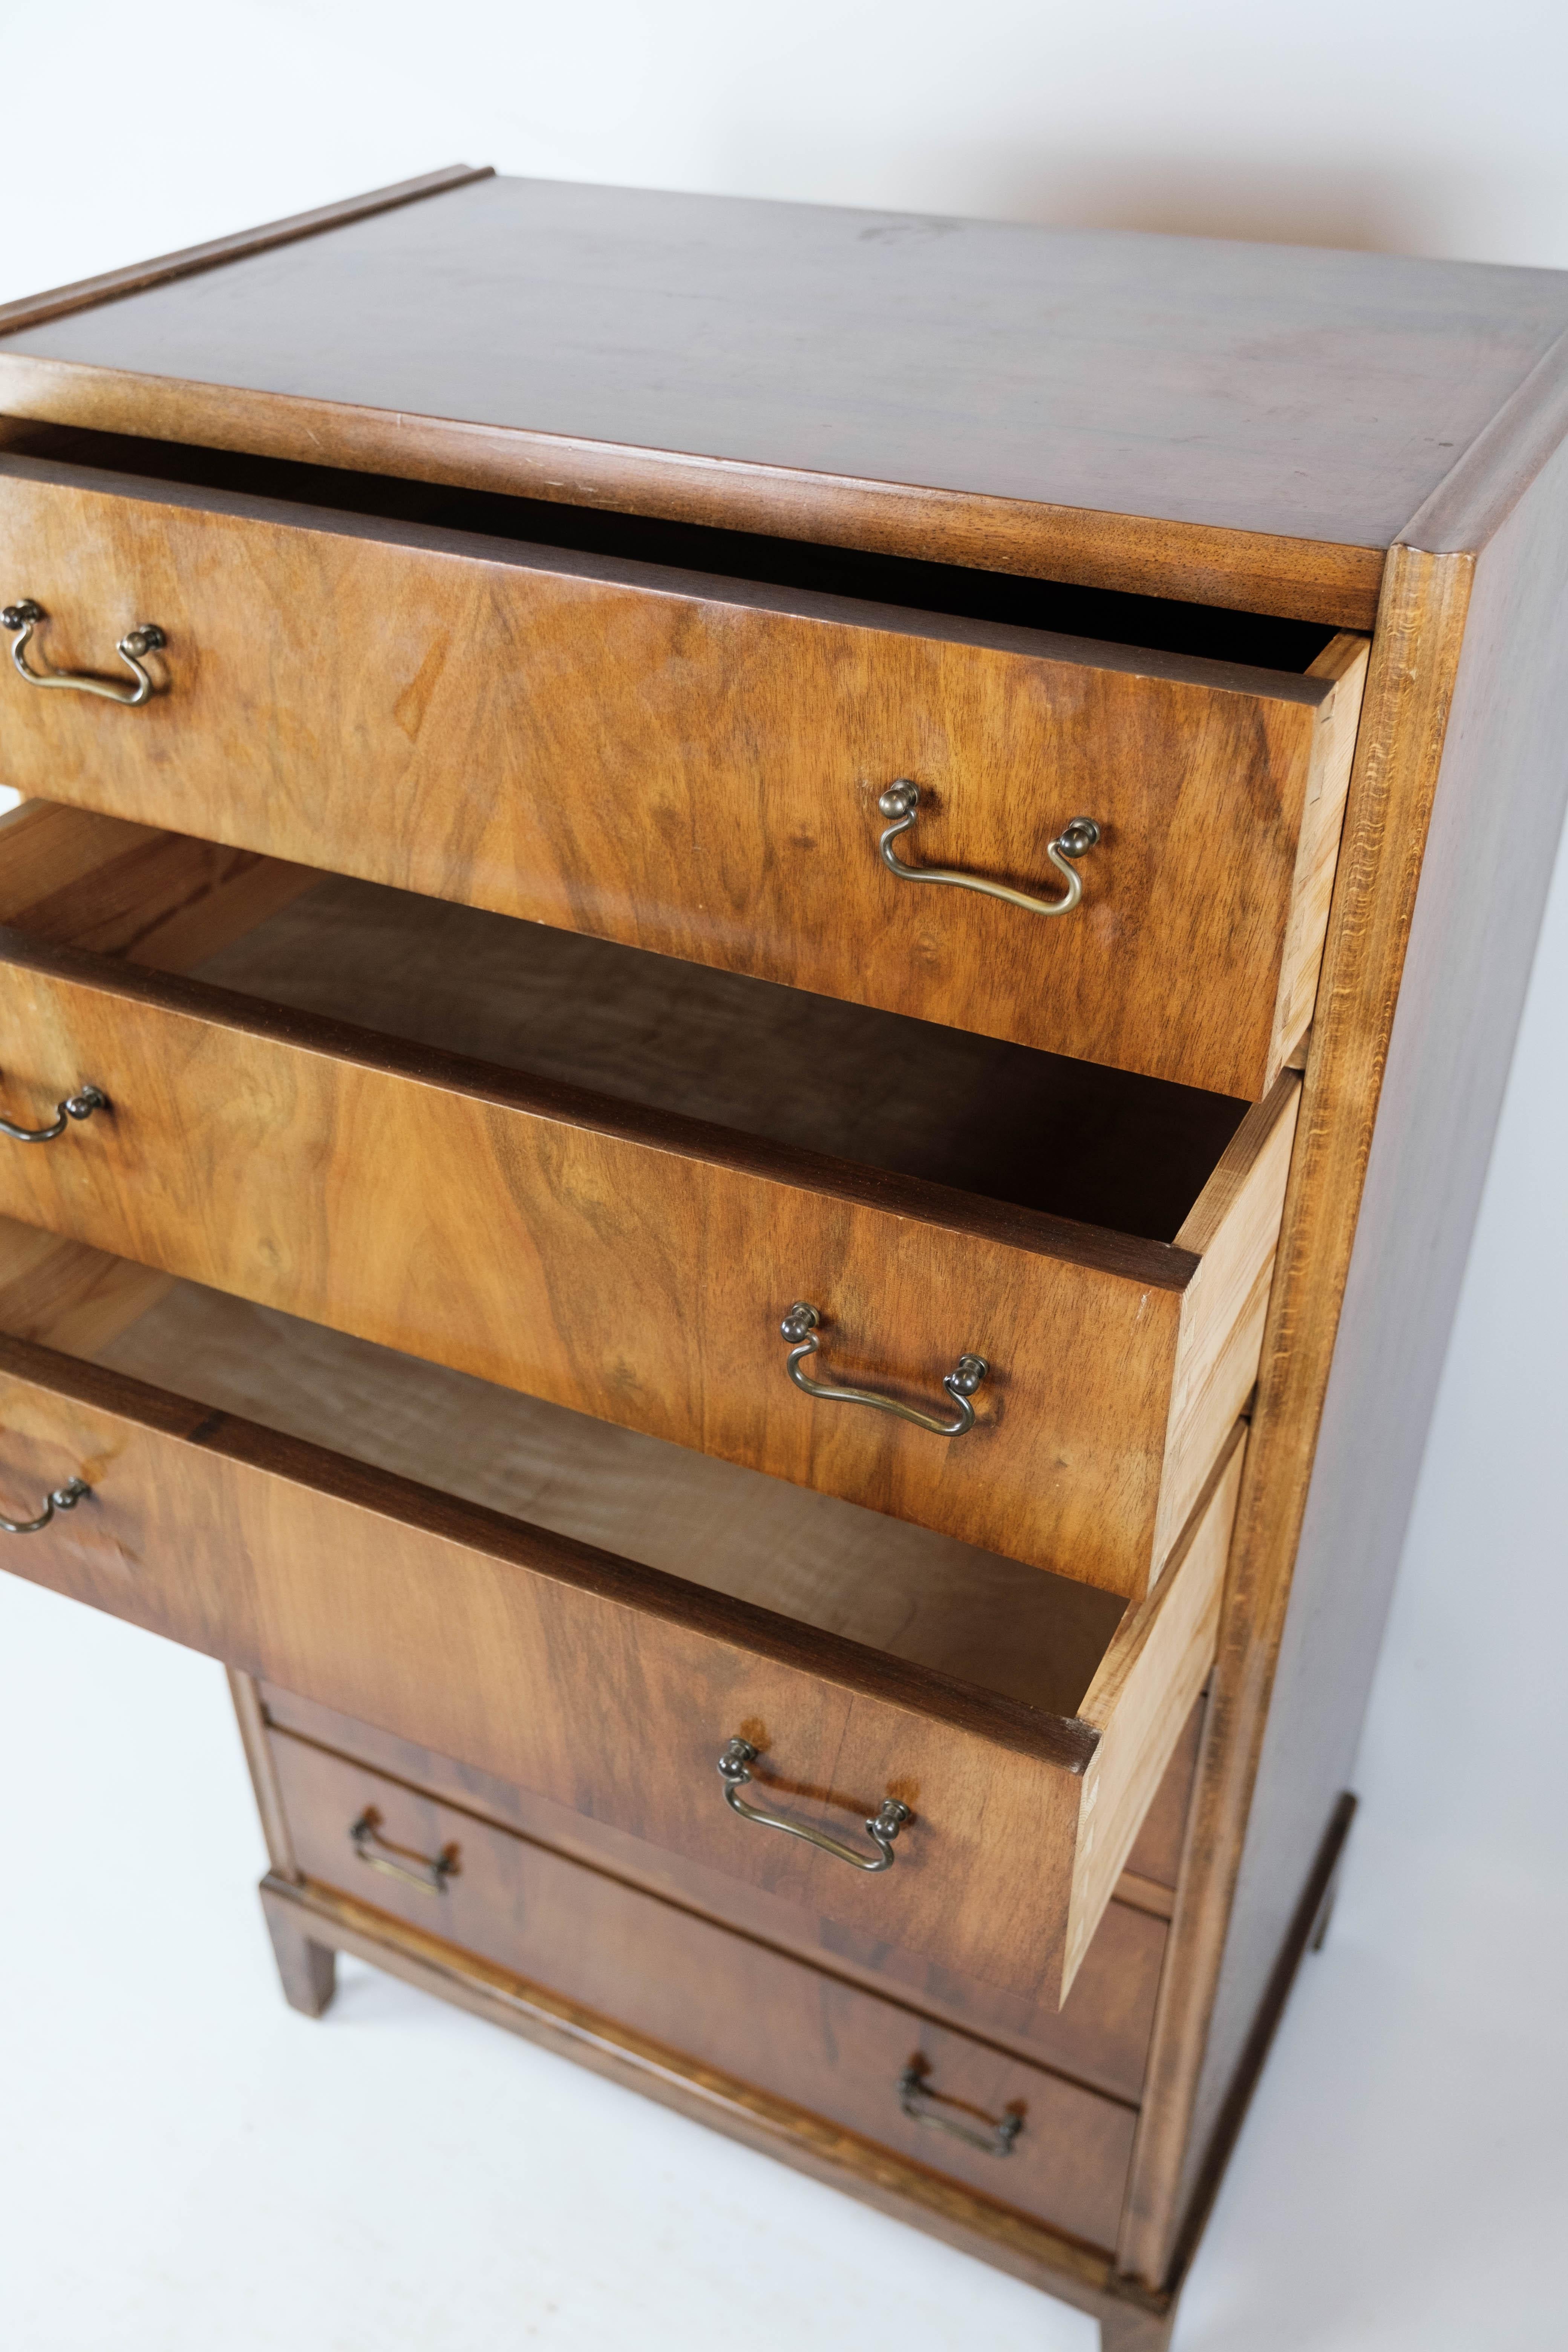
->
xmin=0 ymin=420 xmax=1339 ymax=674
xmin=190 ymin=866 xmax=1251 ymax=1245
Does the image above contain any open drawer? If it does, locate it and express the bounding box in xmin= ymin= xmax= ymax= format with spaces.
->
xmin=0 ymin=1204 xmax=1240 ymax=2009
xmin=0 ymin=426 xmax=1366 ymax=1099
xmin=0 ymin=802 xmax=1293 ymax=1599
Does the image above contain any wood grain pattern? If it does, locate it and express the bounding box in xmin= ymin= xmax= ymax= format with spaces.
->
xmin=228 ymin=1668 xmax=299 ymax=1881
xmin=271 ymin=1732 xmax=1138 ymax=2245
xmin=261 ymin=1899 xmax=337 ymax=2017
xmin=1129 ymin=403 xmax=1568 ymax=2287
xmin=0 ymin=167 xmax=493 ymax=336
xmin=0 ymin=1220 xmax=171 ymax=1357
xmin=1066 ymin=1434 xmax=1244 ymax=1991
xmin=1154 ymin=1078 xmax=1299 ymax=1570
xmin=1269 ymin=632 xmax=1371 ymax=1066
xmin=0 ymin=358 xmax=1381 ymax=626
xmin=1400 ymin=320 xmax=1568 ymax=553
xmin=187 ymin=867 xmax=1251 ymax=1244
xmin=1117 ymin=544 xmax=1478 ymax=2283
xmin=260 ymin=1873 xmax=1179 ymax=2346
xmin=97 ymin=1259 xmax=1123 ymax=1720
xmin=0 ymin=796 xmax=317 ymax=961
xmin=0 ymin=459 xmax=1363 ymax=1097
xmin=0 ymin=1303 xmax=1238 ymax=2005
xmin=10 ymin=180 xmax=1568 ymax=619
xmin=250 ymin=1672 xmax=1173 ymax=2103
xmin=0 ymin=916 xmax=1279 ymax=1596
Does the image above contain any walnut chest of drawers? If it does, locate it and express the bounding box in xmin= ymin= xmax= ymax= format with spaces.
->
xmin=2 ymin=167 xmax=1565 ymax=2347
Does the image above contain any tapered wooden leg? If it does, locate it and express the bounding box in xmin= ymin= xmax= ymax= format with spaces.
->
xmin=260 ymin=1886 xmax=337 ymax=2017
xmin=1100 ymin=2300 xmax=1178 ymax=2351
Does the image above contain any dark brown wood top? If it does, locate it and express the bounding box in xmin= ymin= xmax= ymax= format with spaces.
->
xmin=4 ymin=176 xmax=1568 ymax=619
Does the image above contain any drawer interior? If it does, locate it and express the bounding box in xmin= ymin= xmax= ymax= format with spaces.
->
xmin=0 ymin=1200 xmax=1239 ymax=2005
xmin=189 ymin=870 xmax=1250 ymax=1245
xmin=3 ymin=1220 xmax=1127 ymax=1718
xmin=0 ymin=420 xmax=1340 ymax=673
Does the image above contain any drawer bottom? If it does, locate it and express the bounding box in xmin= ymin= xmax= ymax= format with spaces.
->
xmin=264 ymin=1730 xmax=1139 ymax=2253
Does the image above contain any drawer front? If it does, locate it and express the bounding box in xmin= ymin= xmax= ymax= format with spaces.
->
xmin=256 ymin=1677 xmax=1173 ymax=2103
xmin=268 ymin=1731 xmax=1137 ymax=2247
xmin=0 ymin=926 xmax=1284 ymax=1598
xmin=0 ymin=457 xmax=1365 ymax=1100
xmin=0 ymin=1332 xmax=1240 ymax=2007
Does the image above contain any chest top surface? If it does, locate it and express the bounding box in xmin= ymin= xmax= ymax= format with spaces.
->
xmin=5 ymin=174 xmax=1568 ymax=551
xmin=3 ymin=172 xmax=1568 ymax=629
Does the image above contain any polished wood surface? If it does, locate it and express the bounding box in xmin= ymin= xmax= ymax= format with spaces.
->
xmin=270 ymin=1730 xmax=1138 ymax=2243
xmin=96 ymin=1262 xmax=1124 ymax=1718
xmin=1066 ymin=1436 xmax=1241 ymax=1992
xmin=0 ymin=454 xmax=1363 ymax=1096
xmin=252 ymin=1672 xmax=1176 ymax=2103
xmin=1122 ymin=1699 xmax=1204 ymax=1892
xmin=4 ymin=182 xmax=1565 ymax=2339
xmin=1156 ymin=1080 xmax=1298 ymax=1568
xmin=194 ymin=871 xmax=1249 ymax=1241
xmin=0 ymin=1256 xmax=1238 ymax=2003
xmin=1118 ymin=543 xmax=1477 ymax=2285
xmin=1126 ymin=347 xmax=1568 ymax=2285
xmin=9 ymin=178 xmax=1568 ymax=620
xmin=0 ymin=168 xmax=492 ymax=337
xmin=227 ymin=1667 xmax=298 ymax=1880
xmin=0 ymin=797 xmax=317 ymax=971
xmin=1270 ymin=631 xmax=1371 ymax=1066
xmin=0 ymin=1220 xmax=170 ymax=1357
xmin=0 ymin=858 xmax=1289 ymax=1594
xmin=260 ymin=1874 xmax=1176 ymax=2349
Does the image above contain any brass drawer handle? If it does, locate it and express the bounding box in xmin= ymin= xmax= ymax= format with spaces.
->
xmin=349 ymin=1807 xmax=459 ymax=1895
xmin=718 ymin=1738 xmax=910 ymax=1871
xmin=0 ymin=1474 xmax=90 ymax=1536
xmin=781 ymin=1302 xmax=988 ymax=1436
xmin=2 ymin=600 xmax=166 ymax=707
xmin=0 ymin=1080 xmax=108 ymax=1143
xmin=877 ymin=781 xmax=1099 ymax=916
xmin=898 ymin=2058 xmax=1024 ymax=2156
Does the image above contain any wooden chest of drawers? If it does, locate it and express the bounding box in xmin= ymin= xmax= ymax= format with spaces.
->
xmin=2 ymin=167 xmax=1565 ymax=2346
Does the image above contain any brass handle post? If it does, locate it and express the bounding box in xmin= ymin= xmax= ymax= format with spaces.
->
xmin=897 ymin=2059 xmax=1024 ymax=2156
xmin=2 ymin=600 xmax=165 ymax=706
xmin=877 ymin=780 xmax=1099 ymax=915
xmin=0 ymin=1474 xmax=90 ymax=1536
xmin=780 ymin=1303 xmax=987 ymax=1436
xmin=0 ymin=1079 xmax=108 ymax=1144
xmin=349 ymin=1808 xmax=459 ymax=1895
xmin=718 ymin=1738 xmax=910 ymax=1872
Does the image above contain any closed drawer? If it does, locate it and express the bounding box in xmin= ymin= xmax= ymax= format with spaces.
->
xmin=256 ymin=1676 xmax=1186 ymax=2104
xmin=267 ymin=1731 xmax=1138 ymax=2247
xmin=0 ymin=801 xmax=1295 ymax=1598
xmin=0 ymin=433 xmax=1366 ymax=1101
xmin=0 ymin=1211 xmax=1243 ymax=2010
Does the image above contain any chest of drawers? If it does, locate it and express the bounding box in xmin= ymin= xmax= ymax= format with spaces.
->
xmin=2 ymin=168 xmax=1565 ymax=2347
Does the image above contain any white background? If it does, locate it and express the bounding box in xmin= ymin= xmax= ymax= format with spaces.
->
xmin=1 ymin=8 xmax=1566 ymax=2347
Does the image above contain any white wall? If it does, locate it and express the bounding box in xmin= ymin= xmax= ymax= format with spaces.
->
xmin=5 ymin=0 xmax=1568 ymax=294
xmin=1 ymin=11 xmax=1565 ymax=2349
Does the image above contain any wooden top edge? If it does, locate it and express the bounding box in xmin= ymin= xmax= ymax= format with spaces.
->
xmin=0 ymin=354 xmax=1385 ymax=626
xmin=0 ymin=166 xmax=493 ymax=338
xmin=1400 ymin=320 xmax=1568 ymax=554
